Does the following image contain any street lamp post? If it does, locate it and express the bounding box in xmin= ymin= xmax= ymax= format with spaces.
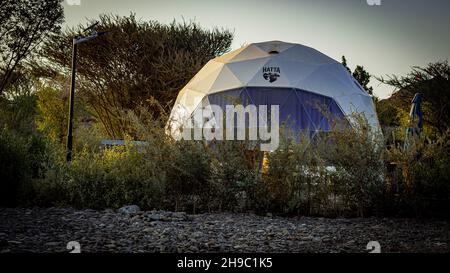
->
xmin=66 ymin=22 xmax=109 ymax=161
xmin=66 ymin=39 xmax=77 ymax=162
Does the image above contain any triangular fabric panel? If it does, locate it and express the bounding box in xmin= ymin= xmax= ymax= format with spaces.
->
xmin=253 ymin=40 xmax=296 ymax=54
xmin=180 ymin=89 xmax=206 ymax=114
xmin=225 ymin=57 xmax=270 ymax=86
xmin=279 ymin=60 xmax=321 ymax=87
xmin=214 ymin=47 xmax=246 ymax=63
xmin=298 ymin=63 xmax=351 ymax=98
xmin=208 ymin=65 xmax=245 ymax=94
xmin=280 ymin=44 xmax=336 ymax=65
xmin=228 ymin=44 xmax=269 ymax=63
xmin=188 ymin=61 xmax=225 ymax=93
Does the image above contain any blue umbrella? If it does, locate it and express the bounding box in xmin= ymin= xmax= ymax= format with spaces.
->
xmin=407 ymin=93 xmax=424 ymax=136
xmin=404 ymin=93 xmax=423 ymax=149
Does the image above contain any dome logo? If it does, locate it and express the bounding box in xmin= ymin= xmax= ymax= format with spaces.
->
xmin=262 ymin=67 xmax=280 ymax=83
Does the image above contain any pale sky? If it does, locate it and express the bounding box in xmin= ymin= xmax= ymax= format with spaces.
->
xmin=63 ymin=0 xmax=450 ymax=99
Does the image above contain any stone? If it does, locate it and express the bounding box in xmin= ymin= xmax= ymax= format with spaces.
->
xmin=117 ymin=205 xmax=140 ymax=215
xmin=148 ymin=214 xmax=161 ymax=221
xmin=0 ymin=207 xmax=448 ymax=253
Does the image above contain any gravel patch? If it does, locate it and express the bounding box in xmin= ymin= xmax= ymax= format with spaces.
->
xmin=0 ymin=207 xmax=448 ymax=253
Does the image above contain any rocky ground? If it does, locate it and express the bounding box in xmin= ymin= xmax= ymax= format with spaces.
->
xmin=0 ymin=207 xmax=448 ymax=253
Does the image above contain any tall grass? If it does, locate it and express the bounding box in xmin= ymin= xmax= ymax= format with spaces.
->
xmin=6 ymin=111 xmax=448 ymax=218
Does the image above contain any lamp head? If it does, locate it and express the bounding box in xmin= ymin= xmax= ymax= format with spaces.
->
xmin=83 ymin=21 xmax=99 ymax=34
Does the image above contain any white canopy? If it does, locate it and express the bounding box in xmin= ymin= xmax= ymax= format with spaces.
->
xmin=168 ymin=40 xmax=380 ymax=136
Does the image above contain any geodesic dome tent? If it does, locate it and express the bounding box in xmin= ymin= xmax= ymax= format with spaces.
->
xmin=167 ymin=40 xmax=380 ymax=139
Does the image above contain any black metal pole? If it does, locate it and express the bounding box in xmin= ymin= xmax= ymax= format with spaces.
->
xmin=66 ymin=38 xmax=77 ymax=162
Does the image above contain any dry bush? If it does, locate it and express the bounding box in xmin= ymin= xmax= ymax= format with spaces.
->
xmin=262 ymin=117 xmax=385 ymax=217
xmin=385 ymin=132 xmax=450 ymax=218
xmin=29 ymin=109 xmax=449 ymax=218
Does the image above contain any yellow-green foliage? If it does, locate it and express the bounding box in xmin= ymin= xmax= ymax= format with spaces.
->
xmin=29 ymin=113 xmax=450 ymax=218
xmin=35 ymin=83 xmax=68 ymax=142
xmin=35 ymin=80 xmax=92 ymax=143
xmin=66 ymin=144 xmax=166 ymax=209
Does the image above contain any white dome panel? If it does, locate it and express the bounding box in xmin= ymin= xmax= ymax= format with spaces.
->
xmin=280 ymin=44 xmax=337 ymax=65
xmin=187 ymin=60 xmax=225 ymax=92
xmin=168 ymin=41 xmax=381 ymax=133
xmin=225 ymin=57 xmax=270 ymax=86
xmin=208 ymin=65 xmax=245 ymax=94
xmin=228 ymin=44 xmax=269 ymax=62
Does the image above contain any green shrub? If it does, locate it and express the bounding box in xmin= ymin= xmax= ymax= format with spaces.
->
xmin=209 ymin=140 xmax=265 ymax=212
xmin=319 ymin=115 xmax=386 ymax=217
xmin=64 ymin=144 xmax=166 ymax=209
xmin=261 ymin=117 xmax=386 ymax=218
xmin=0 ymin=128 xmax=29 ymax=206
xmin=164 ymin=140 xmax=212 ymax=212
xmin=385 ymin=133 xmax=450 ymax=218
xmin=8 ymin=109 xmax=449 ymax=219
xmin=264 ymin=135 xmax=311 ymax=215
xmin=0 ymin=127 xmax=52 ymax=206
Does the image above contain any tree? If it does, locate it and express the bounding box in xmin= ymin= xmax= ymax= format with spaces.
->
xmin=341 ymin=56 xmax=352 ymax=74
xmin=353 ymin=66 xmax=374 ymax=95
xmin=35 ymin=79 xmax=69 ymax=143
xmin=0 ymin=0 xmax=64 ymax=95
xmin=375 ymin=99 xmax=408 ymax=131
xmin=38 ymin=14 xmax=233 ymax=138
xmin=378 ymin=60 xmax=450 ymax=135
xmin=0 ymin=73 xmax=37 ymax=135
xmin=341 ymin=56 xmax=374 ymax=95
